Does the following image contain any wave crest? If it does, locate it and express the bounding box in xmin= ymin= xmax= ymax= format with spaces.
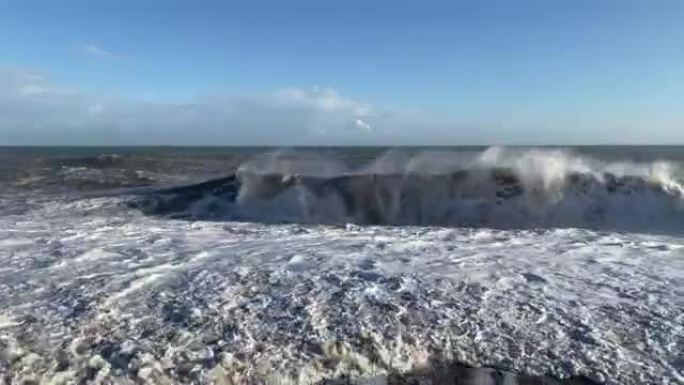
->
xmin=129 ymin=148 xmax=684 ymax=234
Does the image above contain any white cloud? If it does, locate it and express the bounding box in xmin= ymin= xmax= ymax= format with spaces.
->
xmin=0 ymin=68 xmax=406 ymax=145
xmin=0 ymin=69 xmax=75 ymax=99
xmin=275 ymin=87 xmax=371 ymax=116
xmin=7 ymin=67 xmax=621 ymax=145
xmin=1 ymin=67 xmax=682 ymax=145
xmin=83 ymin=44 xmax=114 ymax=60
xmin=352 ymin=118 xmax=372 ymax=133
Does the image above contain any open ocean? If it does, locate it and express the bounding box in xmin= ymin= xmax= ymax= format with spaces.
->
xmin=0 ymin=146 xmax=682 ymax=384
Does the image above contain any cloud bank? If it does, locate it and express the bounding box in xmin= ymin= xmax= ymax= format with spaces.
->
xmin=1 ymin=68 xmax=445 ymax=145
xmin=3 ymin=67 xmax=678 ymax=145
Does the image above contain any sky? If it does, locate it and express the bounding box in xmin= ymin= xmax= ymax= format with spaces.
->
xmin=1 ymin=0 xmax=683 ymax=145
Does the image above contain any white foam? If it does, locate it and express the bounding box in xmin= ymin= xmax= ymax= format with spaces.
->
xmin=0 ymin=194 xmax=682 ymax=384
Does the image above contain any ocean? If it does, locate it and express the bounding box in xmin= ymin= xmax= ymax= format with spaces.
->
xmin=0 ymin=146 xmax=682 ymax=384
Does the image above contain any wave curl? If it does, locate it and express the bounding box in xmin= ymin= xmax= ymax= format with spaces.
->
xmin=129 ymin=148 xmax=684 ymax=234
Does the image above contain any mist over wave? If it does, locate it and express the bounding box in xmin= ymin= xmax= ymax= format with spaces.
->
xmin=130 ymin=147 xmax=684 ymax=234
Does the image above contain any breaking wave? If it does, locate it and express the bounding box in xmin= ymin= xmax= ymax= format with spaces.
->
xmin=128 ymin=147 xmax=684 ymax=234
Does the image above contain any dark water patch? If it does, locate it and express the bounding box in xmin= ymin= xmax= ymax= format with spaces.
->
xmin=319 ymin=360 xmax=603 ymax=385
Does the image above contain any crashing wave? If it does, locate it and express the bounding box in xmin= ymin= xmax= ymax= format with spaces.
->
xmin=128 ymin=148 xmax=684 ymax=233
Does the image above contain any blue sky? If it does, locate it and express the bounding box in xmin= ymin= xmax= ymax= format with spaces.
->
xmin=1 ymin=0 xmax=683 ymax=145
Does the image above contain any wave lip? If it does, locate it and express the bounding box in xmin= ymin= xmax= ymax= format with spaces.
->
xmin=128 ymin=148 xmax=684 ymax=234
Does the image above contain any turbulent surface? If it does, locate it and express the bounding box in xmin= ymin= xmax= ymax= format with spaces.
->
xmin=1 ymin=196 xmax=683 ymax=384
xmin=130 ymin=148 xmax=684 ymax=234
xmin=1 ymin=147 xmax=683 ymax=384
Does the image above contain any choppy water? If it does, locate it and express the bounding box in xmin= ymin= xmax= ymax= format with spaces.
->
xmin=0 ymin=146 xmax=682 ymax=384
